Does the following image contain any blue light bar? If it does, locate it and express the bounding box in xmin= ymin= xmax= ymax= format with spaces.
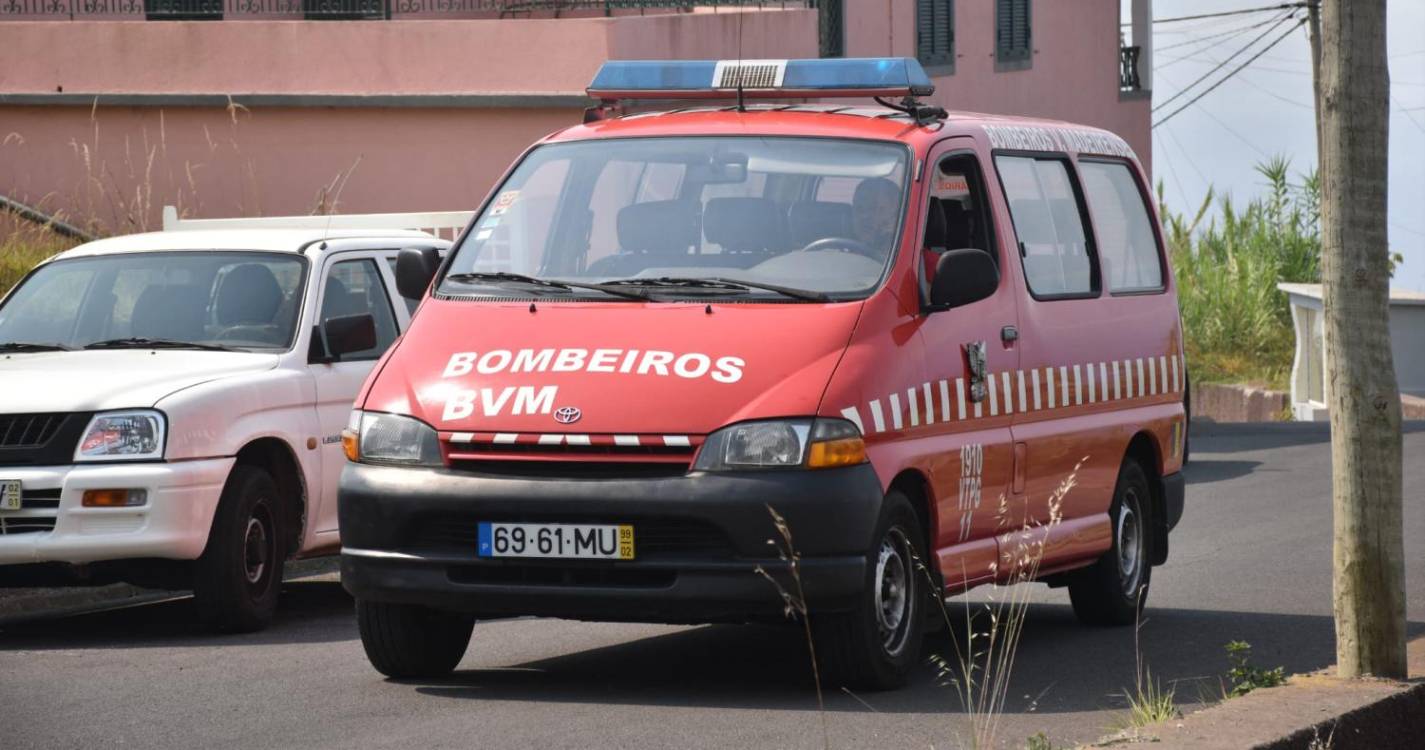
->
xmin=587 ymin=57 xmax=935 ymax=101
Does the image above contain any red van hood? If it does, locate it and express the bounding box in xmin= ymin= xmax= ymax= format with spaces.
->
xmin=364 ymin=299 xmax=863 ymax=436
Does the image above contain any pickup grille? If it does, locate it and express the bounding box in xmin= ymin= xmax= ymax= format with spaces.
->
xmin=0 ymin=487 xmax=60 ymax=535
xmin=0 ymin=414 xmax=65 ymax=448
xmin=0 ymin=413 xmax=91 ymax=467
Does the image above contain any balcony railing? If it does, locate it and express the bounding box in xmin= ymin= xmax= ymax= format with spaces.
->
xmin=1119 ymin=45 xmax=1143 ymax=92
xmin=0 ymin=0 xmax=811 ymax=19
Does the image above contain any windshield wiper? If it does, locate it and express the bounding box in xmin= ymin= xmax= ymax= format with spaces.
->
xmin=599 ymin=276 xmax=830 ymax=302
xmin=445 ymin=272 xmax=650 ymax=301
xmin=0 ymin=341 xmax=75 ymax=353
xmin=83 ymin=337 xmax=238 ymax=352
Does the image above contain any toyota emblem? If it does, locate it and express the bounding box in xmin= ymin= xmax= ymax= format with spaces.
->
xmin=553 ymin=406 xmax=582 ymax=424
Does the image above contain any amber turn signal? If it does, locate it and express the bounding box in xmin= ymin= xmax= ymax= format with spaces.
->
xmin=805 ymin=436 xmax=867 ymax=469
xmin=341 ymin=429 xmax=360 ymax=462
xmin=82 ymin=489 xmax=147 ymax=507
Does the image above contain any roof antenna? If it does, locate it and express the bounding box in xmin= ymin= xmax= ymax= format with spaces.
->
xmin=735 ymin=4 xmax=746 ymax=112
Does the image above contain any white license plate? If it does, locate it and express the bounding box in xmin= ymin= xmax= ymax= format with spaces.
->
xmin=0 ymin=480 xmax=20 ymax=511
xmin=477 ymin=522 xmax=634 ymax=560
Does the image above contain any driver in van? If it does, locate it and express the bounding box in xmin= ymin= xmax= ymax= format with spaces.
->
xmin=850 ymin=177 xmax=901 ymax=252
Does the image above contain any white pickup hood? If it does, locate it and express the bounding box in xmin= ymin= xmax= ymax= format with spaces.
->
xmin=0 ymin=350 xmax=281 ymax=413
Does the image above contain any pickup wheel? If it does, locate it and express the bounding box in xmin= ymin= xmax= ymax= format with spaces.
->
xmin=813 ymin=490 xmax=927 ymax=691
xmin=194 ymin=465 xmax=285 ymax=633
xmin=1069 ymin=458 xmax=1152 ymax=626
xmin=357 ymin=599 xmax=475 ymax=679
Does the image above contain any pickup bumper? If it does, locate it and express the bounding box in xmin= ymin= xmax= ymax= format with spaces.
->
xmin=338 ymin=462 xmax=887 ymax=624
xmin=0 ymin=458 xmax=233 ymax=567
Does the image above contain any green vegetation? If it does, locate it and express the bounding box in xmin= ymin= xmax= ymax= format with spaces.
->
xmin=1224 ymin=640 xmax=1286 ymax=697
xmin=1 ymin=215 xmax=80 ymax=296
xmin=1024 ymin=732 xmax=1055 ymax=750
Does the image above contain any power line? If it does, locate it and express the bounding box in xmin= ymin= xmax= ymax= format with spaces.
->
xmin=1156 ymin=12 xmax=1290 ymax=54
xmin=1153 ymin=70 xmax=1271 ymax=157
xmin=1153 ymin=13 xmax=1300 ymax=114
xmin=1125 ymin=2 xmax=1308 ymax=26
xmin=1154 ymin=19 xmax=1310 ymax=129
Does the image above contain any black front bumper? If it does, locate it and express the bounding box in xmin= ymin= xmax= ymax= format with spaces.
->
xmin=338 ymin=462 xmax=886 ymax=624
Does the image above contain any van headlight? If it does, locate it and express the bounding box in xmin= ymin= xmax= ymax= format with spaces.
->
xmin=342 ymin=410 xmax=442 ymax=467
xmin=692 ymin=418 xmax=866 ymax=471
xmin=75 ymin=410 xmax=166 ymax=462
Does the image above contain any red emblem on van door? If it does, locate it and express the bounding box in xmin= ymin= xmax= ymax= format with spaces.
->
xmin=553 ymin=407 xmax=582 ymax=425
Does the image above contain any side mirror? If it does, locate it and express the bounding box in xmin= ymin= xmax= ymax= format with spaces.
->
xmin=929 ymin=248 xmax=1000 ymax=311
xmin=314 ymin=313 xmax=377 ymax=363
xmin=395 ymin=246 xmax=441 ymax=301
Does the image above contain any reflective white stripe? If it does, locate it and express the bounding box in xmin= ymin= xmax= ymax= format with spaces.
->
xmin=906 ymin=388 xmax=920 ymax=427
xmin=1059 ymin=365 xmax=1070 ymax=407
xmin=1171 ymin=354 xmax=1180 ymax=392
xmin=840 ymin=407 xmax=865 ymax=434
xmin=939 ymin=380 xmax=952 ymax=421
xmin=1160 ymin=355 xmax=1170 ymax=394
xmin=1046 ymin=367 xmax=1056 ymax=409
xmin=956 ymin=378 xmax=967 ymax=420
xmin=538 ymin=434 xmax=564 ymax=446
xmin=889 ymin=392 xmax=904 ymax=430
xmin=493 ymin=433 xmax=519 ymax=445
xmin=1073 ymin=364 xmax=1083 ymax=405
xmin=1099 ymin=363 xmax=1109 ymax=402
xmin=987 ymin=373 xmax=998 ymax=416
xmin=663 ymin=435 xmax=691 ymax=447
xmin=1149 ymin=357 xmax=1158 ymax=395
xmin=1031 ymin=369 xmax=1042 ymax=410
xmin=869 ymin=399 xmax=887 ymax=433
xmin=342 ymin=546 xmax=428 ymax=560
xmin=1002 ymin=372 xmax=1013 ymax=415
xmin=1113 ymin=361 xmax=1122 ymax=400
xmin=1087 ymin=363 xmax=1097 ymax=403
xmin=450 ymin=432 xmax=474 ymax=443
xmin=565 ymin=434 xmax=591 ymax=446
xmin=974 ymin=398 xmax=983 ymax=419
xmin=1017 ymin=370 xmax=1028 ymax=412
xmin=613 ymin=435 xmax=641 ymax=447
xmin=922 ymin=382 xmax=934 ymax=424
xmin=1136 ymin=358 xmax=1146 ymax=399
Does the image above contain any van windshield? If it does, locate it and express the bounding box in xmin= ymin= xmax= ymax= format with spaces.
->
xmin=0 ymin=252 xmax=307 ymax=352
xmin=440 ymin=136 xmax=910 ymax=300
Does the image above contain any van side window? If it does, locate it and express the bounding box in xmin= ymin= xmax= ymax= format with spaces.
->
xmin=995 ymin=155 xmax=1097 ymax=298
xmin=922 ymin=153 xmax=997 ymax=296
xmin=1078 ymin=161 xmax=1164 ymax=293
xmin=320 ymin=259 xmax=399 ymax=360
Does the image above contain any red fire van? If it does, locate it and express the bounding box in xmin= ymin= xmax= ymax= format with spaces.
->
xmin=339 ymin=58 xmax=1187 ymax=689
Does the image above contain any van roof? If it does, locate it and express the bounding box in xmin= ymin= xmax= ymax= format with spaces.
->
xmin=54 ymin=228 xmax=437 ymax=260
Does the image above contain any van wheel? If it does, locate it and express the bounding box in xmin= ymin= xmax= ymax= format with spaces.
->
xmin=1069 ymin=459 xmax=1152 ymax=626
xmin=194 ymin=466 xmax=285 ymax=633
xmin=357 ymin=599 xmax=475 ymax=678
xmin=813 ymin=490 xmax=926 ymax=691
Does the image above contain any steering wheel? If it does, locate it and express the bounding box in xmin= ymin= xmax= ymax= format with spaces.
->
xmin=801 ymin=236 xmax=878 ymax=259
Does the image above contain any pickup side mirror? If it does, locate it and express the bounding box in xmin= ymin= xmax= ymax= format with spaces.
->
xmin=929 ymin=248 xmax=1000 ymax=311
xmin=395 ymin=246 xmax=441 ymax=301
xmin=312 ymin=313 xmax=377 ymax=364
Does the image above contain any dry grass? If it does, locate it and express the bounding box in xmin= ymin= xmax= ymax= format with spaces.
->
xmin=1 ymin=213 xmax=80 ymax=296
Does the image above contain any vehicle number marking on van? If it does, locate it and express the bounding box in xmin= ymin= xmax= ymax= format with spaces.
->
xmin=478 ymin=522 xmax=634 ymax=560
xmin=956 ymin=444 xmax=983 ymax=543
xmin=0 ymin=480 xmax=20 ymax=511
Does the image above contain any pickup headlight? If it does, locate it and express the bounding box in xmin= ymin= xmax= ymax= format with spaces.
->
xmin=342 ymin=410 xmax=442 ymax=467
xmin=75 ymin=410 xmax=166 ymax=462
xmin=692 ymin=418 xmax=866 ymax=471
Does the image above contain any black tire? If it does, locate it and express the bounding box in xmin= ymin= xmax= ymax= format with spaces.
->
xmin=813 ymin=490 xmax=928 ymax=691
xmin=357 ymin=599 xmax=475 ymax=679
xmin=193 ymin=465 xmax=285 ymax=633
xmin=1069 ymin=459 xmax=1153 ymax=626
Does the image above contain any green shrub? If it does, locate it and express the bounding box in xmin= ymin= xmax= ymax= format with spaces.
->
xmin=1224 ymin=640 xmax=1286 ymax=697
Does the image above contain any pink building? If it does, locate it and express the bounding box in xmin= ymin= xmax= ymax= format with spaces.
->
xmin=0 ymin=1 xmax=1152 ymax=234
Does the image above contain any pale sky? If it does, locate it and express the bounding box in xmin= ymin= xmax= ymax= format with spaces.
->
xmin=1141 ymin=0 xmax=1425 ymax=291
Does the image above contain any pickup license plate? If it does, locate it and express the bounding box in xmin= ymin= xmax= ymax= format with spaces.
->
xmin=0 ymin=480 xmax=20 ymax=511
xmin=478 ymin=522 xmax=634 ymax=560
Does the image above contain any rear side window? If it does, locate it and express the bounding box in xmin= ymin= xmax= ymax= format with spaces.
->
xmin=995 ymin=155 xmax=1097 ymax=298
xmin=1079 ymin=161 xmax=1164 ymax=293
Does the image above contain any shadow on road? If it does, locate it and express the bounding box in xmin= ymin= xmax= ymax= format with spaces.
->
xmin=0 ymin=580 xmax=355 ymax=650
xmin=1191 ymin=420 xmax=1425 ymax=455
xmin=410 ymin=604 xmax=1425 ymax=717
xmin=1182 ymin=458 xmax=1260 ymax=484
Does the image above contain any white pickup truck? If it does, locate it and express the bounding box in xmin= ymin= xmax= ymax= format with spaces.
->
xmin=0 ymin=207 xmax=468 ymax=631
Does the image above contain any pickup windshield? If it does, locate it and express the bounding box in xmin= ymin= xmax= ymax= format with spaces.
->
xmin=0 ymin=251 xmax=307 ymax=351
xmin=440 ymin=136 xmax=910 ymax=300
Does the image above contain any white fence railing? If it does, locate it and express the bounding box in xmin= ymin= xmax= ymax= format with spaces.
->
xmin=161 ymin=206 xmax=474 ymax=241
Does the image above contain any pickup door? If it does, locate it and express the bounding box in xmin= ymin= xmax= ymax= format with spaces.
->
xmin=309 ymin=248 xmax=412 ymax=538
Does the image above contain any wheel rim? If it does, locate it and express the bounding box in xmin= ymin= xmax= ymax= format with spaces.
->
xmin=874 ymin=527 xmax=914 ymax=657
xmin=1116 ymin=490 xmax=1145 ymax=597
xmin=243 ymin=505 xmax=273 ymax=588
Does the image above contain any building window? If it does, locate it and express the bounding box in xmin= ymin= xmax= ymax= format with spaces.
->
xmin=996 ymin=0 xmax=1032 ymax=68
xmin=817 ymin=0 xmax=846 ymax=58
xmin=916 ymin=0 xmax=955 ymax=73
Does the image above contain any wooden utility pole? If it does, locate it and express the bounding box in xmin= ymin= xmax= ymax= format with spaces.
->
xmin=1317 ymin=0 xmax=1407 ymax=679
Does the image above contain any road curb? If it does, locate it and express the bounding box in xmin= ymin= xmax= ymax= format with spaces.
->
xmin=0 ymin=557 xmax=340 ymax=625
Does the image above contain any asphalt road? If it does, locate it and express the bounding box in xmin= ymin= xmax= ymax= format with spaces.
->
xmin=2 ymin=423 xmax=1422 ymax=749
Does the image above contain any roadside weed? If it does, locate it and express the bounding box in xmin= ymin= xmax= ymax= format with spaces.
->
xmin=755 ymin=505 xmax=829 ymax=750
xmin=1224 ymin=640 xmax=1286 ymax=697
xmin=1024 ymin=731 xmax=1055 ymax=750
